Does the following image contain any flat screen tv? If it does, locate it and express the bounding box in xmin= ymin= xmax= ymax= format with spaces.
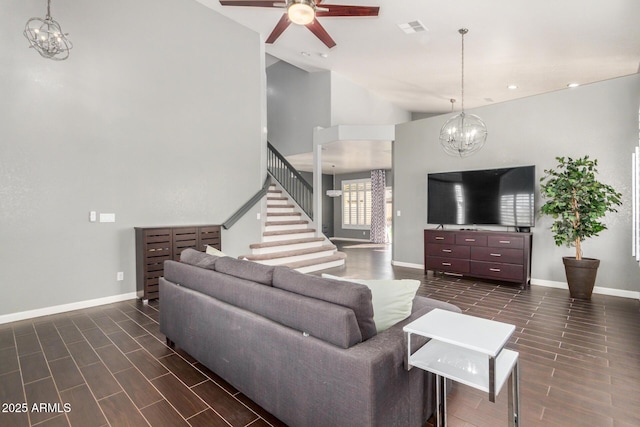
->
xmin=427 ymin=166 xmax=535 ymax=228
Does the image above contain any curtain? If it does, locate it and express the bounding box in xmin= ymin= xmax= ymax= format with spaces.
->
xmin=370 ymin=169 xmax=387 ymax=243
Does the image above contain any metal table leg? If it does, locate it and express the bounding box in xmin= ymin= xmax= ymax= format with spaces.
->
xmin=435 ymin=374 xmax=447 ymax=427
xmin=507 ymin=359 xmax=520 ymax=427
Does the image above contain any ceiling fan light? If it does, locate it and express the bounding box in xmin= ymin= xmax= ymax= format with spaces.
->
xmin=288 ymin=1 xmax=315 ymax=25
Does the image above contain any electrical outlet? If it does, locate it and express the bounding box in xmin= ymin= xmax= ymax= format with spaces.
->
xmin=116 ymin=272 xmax=124 ymax=281
xmin=89 ymin=211 xmax=97 ymax=222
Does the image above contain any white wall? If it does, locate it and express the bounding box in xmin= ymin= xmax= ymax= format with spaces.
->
xmin=394 ymin=74 xmax=640 ymax=292
xmin=0 ymin=0 xmax=266 ymax=317
xmin=330 ymin=72 xmax=411 ymax=126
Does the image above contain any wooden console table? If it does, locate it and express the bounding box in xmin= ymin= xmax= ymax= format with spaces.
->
xmin=135 ymin=225 xmax=221 ymax=300
xmin=424 ymin=229 xmax=532 ymax=287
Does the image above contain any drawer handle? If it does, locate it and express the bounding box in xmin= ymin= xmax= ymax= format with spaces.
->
xmin=490 ymin=268 xmax=501 ymax=272
xmin=442 ymin=262 xmax=452 ymax=266
xmin=465 ymin=238 xmax=476 ymax=242
xmin=442 ymin=249 xmax=452 ymax=253
xmin=435 ymin=237 xmax=445 ymax=240
xmin=490 ymin=253 xmax=502 ymax=257
xmin=499 ymin=240 xmax=511 ymax=244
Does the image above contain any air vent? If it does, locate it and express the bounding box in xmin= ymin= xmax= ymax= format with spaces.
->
xmin=398 ymin=20 xmax=428 ymax=34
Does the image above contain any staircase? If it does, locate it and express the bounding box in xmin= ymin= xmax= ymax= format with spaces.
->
xmin=240 ymin=183 xmax=346 ymax=273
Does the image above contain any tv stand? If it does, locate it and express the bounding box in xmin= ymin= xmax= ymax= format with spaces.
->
xmin=424 ymin=229 xmax=532 ymax=288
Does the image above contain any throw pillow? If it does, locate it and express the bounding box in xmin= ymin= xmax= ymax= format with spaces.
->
xmin=206 ymin=245 xmax=226 ymax=257
xmin=322 ymin=274 xmax=420 ymax=332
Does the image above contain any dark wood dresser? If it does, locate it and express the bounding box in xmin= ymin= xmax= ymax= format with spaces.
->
xmin=135 ymin=225 xmax=221 ymax=300
xmin=424 ymin=229 xmax=532 ymax=287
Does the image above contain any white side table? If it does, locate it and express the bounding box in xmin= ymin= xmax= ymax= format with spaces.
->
xmin=403 ymin=309 xmax=520 ymax=427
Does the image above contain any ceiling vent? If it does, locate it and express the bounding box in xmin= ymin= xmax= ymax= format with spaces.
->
xmin=398 ymin=20 xmax=427 ymax=34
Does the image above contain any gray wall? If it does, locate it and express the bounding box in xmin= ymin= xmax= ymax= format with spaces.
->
xmin=394 ymin=74 xmax=640 ymax=292
xmin=300 ymin=171 xmax=334 ymax=236
xmin=0 ymin=0 xmax=265 ymax=316
xmin=266 ymin=65 xmax=410 ymax=157
xmin=266 ymin=62 xmax=331 ymax=156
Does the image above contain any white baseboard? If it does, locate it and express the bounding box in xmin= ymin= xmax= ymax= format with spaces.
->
xmin=391 ymin=260 xmax=424 ymax=269
xmin=390 ymin=261 xmax=639 ymax=300
xmin=331 ymin=237 xmax=370 ymax=243
xmin=592 ymin=286 xmax=640 ymax=299
xmin=531 ymin=278 xmax=640 ymax=299
xmin=0 ymin=292 xmax=138 ymax=325
xmin=529 ymin=278 xmax=567 ymax=289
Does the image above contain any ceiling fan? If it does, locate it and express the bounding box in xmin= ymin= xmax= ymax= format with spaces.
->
xmin=219 ymin=0 xmax=380 ymax=48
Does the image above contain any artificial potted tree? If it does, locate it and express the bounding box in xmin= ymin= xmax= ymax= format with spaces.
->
xmin=539 ymin=156 xmax=622 ymax=299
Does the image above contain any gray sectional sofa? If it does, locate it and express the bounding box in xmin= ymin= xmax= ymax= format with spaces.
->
xmin=159 ymin=249 xmax=461 ymax=427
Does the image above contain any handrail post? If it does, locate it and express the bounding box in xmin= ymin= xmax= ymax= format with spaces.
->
xmin=267 ymin=142 xmax=313 ymax=220
xmin=312 ymin=136 xmax=323 ymax=238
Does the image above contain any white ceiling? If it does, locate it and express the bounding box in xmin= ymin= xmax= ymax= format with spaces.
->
xmin=196 ymin=0 xmax=640 ymax=173
xmin=287 ymin=139 xmax=392 ymax=174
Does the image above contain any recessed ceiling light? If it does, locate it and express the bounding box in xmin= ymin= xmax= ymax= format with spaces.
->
xmin=319 ymin=53 xmax=329 ymax=58
xmin=300 ymin=51 xmax=311 ymax=57
xmin=567 ymin=83 xmax=580 ymax=88
xmin=507 ymin=84 xmax=518 ymax=90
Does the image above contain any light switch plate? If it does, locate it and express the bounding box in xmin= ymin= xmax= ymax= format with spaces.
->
xmin=99 ymin=213 xmax=116 ymax=223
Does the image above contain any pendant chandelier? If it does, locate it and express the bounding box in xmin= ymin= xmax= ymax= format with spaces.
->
xmin=326 ymin=165 xmax=342 ymax=197
xmin=439 ymin=28 xmax=487 ymax=157
xmin=23 ymin=0 xmax=73 ymax=61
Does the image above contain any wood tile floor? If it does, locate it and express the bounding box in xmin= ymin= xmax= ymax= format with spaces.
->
xmin=0 ymin=242 xmax=638 ymax=426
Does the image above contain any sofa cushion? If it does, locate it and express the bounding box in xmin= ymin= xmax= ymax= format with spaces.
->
xmin=179 ymin=248 xmax=218 ymax=270
xmin=163 ymin=261 xmax=362 ymax=348
xmin=322 ymin=274 xmax=420 ymax=333
xmin=214 ymin=257 xmax=275 ymax=286
xmin=272 ymin=267 xmax=377 ymax=341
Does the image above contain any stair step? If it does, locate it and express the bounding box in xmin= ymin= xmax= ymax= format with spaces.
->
xmin=263 ymin=229 xmax=316 ymax=237
xmin=267 ymin=208 xmax=295 ymax=215
xmin=262 ymin=229 xmax=316 ymax=242
xmin=250 ymin=237 xmax=324 ymax=249
xmin=265 ymin=220 xmax=308 ymax=226
xmin=264 ymin=220 xmax=309 ymax=232
xmin=267 ymin=212 xmax=301 ymax=217
xmin=267 ymin=196 xmax=288 ymax=201
xmin=250 ymin=237 xmax=325 ymax=254
xmin=241 ymin=244 xmax=337 ymax=265
xmin=267 ymin=204 xmax=294 ymax=209
xmin=286 ymin=252 xmax=347 ymax=273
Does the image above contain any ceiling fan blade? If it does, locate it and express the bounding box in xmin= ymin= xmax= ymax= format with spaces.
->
xmin=316 ymin=5 xmax=380 ymax=17
xmin=306 ymin=19 xmax=336 ymax=49
xmin=220 ymin=1 xmax=282 ymax=7
xmin=266 ymin=14 xmax=292 ymax=44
